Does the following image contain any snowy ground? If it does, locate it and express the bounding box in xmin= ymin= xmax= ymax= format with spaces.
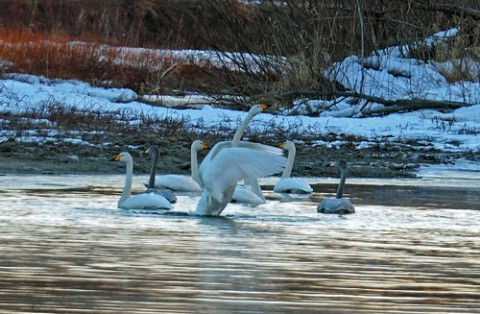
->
xmin=1 ymin=29 xmax=479 ymax=176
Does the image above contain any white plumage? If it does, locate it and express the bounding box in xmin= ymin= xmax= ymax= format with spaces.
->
xmin=229 ymin=104 xmax=269 ymax=205
xmin=231 ymin=185 xmax=265 ymax=206
xmin=111 ymin=152 xmax=172 ymax=210
xmin=274 ymin=140 xmax=313 ymax=194
xmin=148 ymin=140 xmax=208 ymax=193
xmin=274 ymin=177 xmax=313 ymax=194
xmin=195 ymin=142 xmax=287 ymax=216
xmin=120 ymin=192 xmax=173 ymax=210
xmin=153 ymin=174 xmax=203 ymax=192
xmin=145 ymin=146 xmax=177 ymax=203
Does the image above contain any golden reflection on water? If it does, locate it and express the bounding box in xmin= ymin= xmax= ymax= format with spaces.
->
xmin=0 ymin=176 xmax=479 ymax=313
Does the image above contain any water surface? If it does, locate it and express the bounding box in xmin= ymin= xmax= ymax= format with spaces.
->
xmin=1 ymin=174 xmax=479 ymax=313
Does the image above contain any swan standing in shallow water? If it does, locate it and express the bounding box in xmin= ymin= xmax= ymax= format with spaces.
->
xmin=229 ymin=104 xmax=269 ymax=205
xmin=195 ymin=141 xmax=287 ymax=216
xmin=317 ymin=160 xmax=355 ymax=215
xmin=273 ymin=140 xmax=313 ymax=194
xmin=145 ymin=146 xmax=177 ymax=203
xmin=111 ymin=152 xmax=172 ymax=210
xmin=147 ymin=140 xmax=208 ymax=192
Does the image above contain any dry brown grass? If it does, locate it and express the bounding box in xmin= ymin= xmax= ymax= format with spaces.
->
xmin=0 ymin=26 xmax=228 ymax=94
xmin=1 ymin=1 xmax=480 ymax=101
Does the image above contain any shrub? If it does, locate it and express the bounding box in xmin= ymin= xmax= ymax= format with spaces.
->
xmin=1 ymin=0 xmax=479 ymax=100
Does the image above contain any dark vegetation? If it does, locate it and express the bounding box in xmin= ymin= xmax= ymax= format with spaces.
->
xmin=0 ymin=1 xmax=479 ymax=177
xmin=3 ymin=103 xmax=459 ymax=178
xmin=1 ymin=0 xmax=480 ymax=104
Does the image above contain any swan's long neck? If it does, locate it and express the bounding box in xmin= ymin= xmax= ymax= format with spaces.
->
xmin=148 ymin=152 xmax=158 ymax=188
xmin=336 ymin=168 xmax=347 ymax=199
xmin=231 ymin=110 xmax=263 ymax=196
xmin=232 ymin=110 xmax=256 ymax=146
xmin=282 ymin=146 xmax=296 ymax=178
xmin=120 ymin=158 xmax=133 ymax=205
xmin=191 ymin=146 xmax=200 ymax=184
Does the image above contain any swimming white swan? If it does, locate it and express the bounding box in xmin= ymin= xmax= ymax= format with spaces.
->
xmin=273 ymin=140 xmax=313 ymax=194
xmin=147 ymin=140 xmax=208 ymax=192
xmin=230 ymin=104 xmax=269 ymax=204
xmin=111 ymin=152 xmax=172 ymax=210
xmin=145 ymin=146 xmax=177 ymax=203
xmin=317 ymin=160 xmax=355 ymax=215
xmin=195 ymin=141 xmax=287 ymax=216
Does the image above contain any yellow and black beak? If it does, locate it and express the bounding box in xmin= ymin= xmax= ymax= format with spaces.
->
xmin=202 ymin=143 xmax=209 ymax=150
xmin=322 ymin=161 xmax=336 ymax=168
xmin=260 ymin=103 xmax=269 ymax=110
xmin=110 ymin=154 xmax=121 ymax=162
xmin=278 ymin=142 xmax=286 ymax=149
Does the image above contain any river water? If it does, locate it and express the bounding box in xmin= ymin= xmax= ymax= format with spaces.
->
xmin=0 ymin=172 xmax=479 ymax=313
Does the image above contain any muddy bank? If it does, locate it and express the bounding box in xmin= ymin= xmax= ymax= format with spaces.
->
xmin=0 ymin=134 xmax=470 ymax=179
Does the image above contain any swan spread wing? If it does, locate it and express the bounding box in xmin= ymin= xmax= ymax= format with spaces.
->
xmin=201 ymin=147 xmax=286 ymax=202
xmin=231 ymin=141 xmax=282 ymax=202
xmin=237 ymin=141 xmax=284 ymax=155
xmin=274 ymin=177 xmax=313 ymax=194
xmin=120 ymin=192 xmax=173 ymax=210
xmin=196 ymin=146 xmax=286 ymax=216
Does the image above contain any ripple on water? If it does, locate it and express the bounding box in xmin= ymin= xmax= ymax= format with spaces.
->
xmin=0 ymin=174 xmax=479 ymax=313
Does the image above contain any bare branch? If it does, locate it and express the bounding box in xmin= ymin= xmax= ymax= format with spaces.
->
xmin=414 ymin=3 xmax=480 ymax=19
xmin=275 ymin=89 xmax=472 ymax=117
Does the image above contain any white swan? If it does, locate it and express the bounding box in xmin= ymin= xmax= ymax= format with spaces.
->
xmin=231 ymin=185 xmax=265 ymax=206
xmin=230 ymin=104 xmax=268 ymax=146
xmin=195 ymin=141 xmax=287 ymax=216
xmin=317 ymin=160 xmax=355 ymax=215
xmin=145 ymin=146 xmax=177 ymax=203
xmin=111 ymin=152 xmax=172 ymax=210
xmin=273 ymin=140 xmax=313 ymax=194
xmin=230 ymin=104 xmax=269 ymax=204
xmin=147 ymin=140 xmax=208 ymax=192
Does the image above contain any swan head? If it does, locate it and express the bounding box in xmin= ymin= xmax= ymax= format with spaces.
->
xmin=248 ymin=103 xmax=268 ymax=116
xmin=324 ymin=160 xmax=348 ymax=171
xmin=145 ymin=146 xmax=159 ymax=157
xmin=279 ymin=140 xmax=295 ymax=151
xmin=110 ymin=152 xmax=132 ymax=163
xmin=191 ymin=140 xmax=208 ymax=151
xmin=323 ymin=160 xmax=347 ymax=170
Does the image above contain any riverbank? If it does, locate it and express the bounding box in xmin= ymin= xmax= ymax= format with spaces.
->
xmin=0 ymin=132 xmax=473 ymax=179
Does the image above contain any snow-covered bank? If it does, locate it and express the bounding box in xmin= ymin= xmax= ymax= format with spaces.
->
xmin=290 ymin=29 xmax=480 ymax=117
xmin=1 ymin=72 xmax=479 ymax=153
xmin=1 ymin=29 xmax=479 ymax=177
xmin=417 ymin=158 xmax=480 ymax=181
